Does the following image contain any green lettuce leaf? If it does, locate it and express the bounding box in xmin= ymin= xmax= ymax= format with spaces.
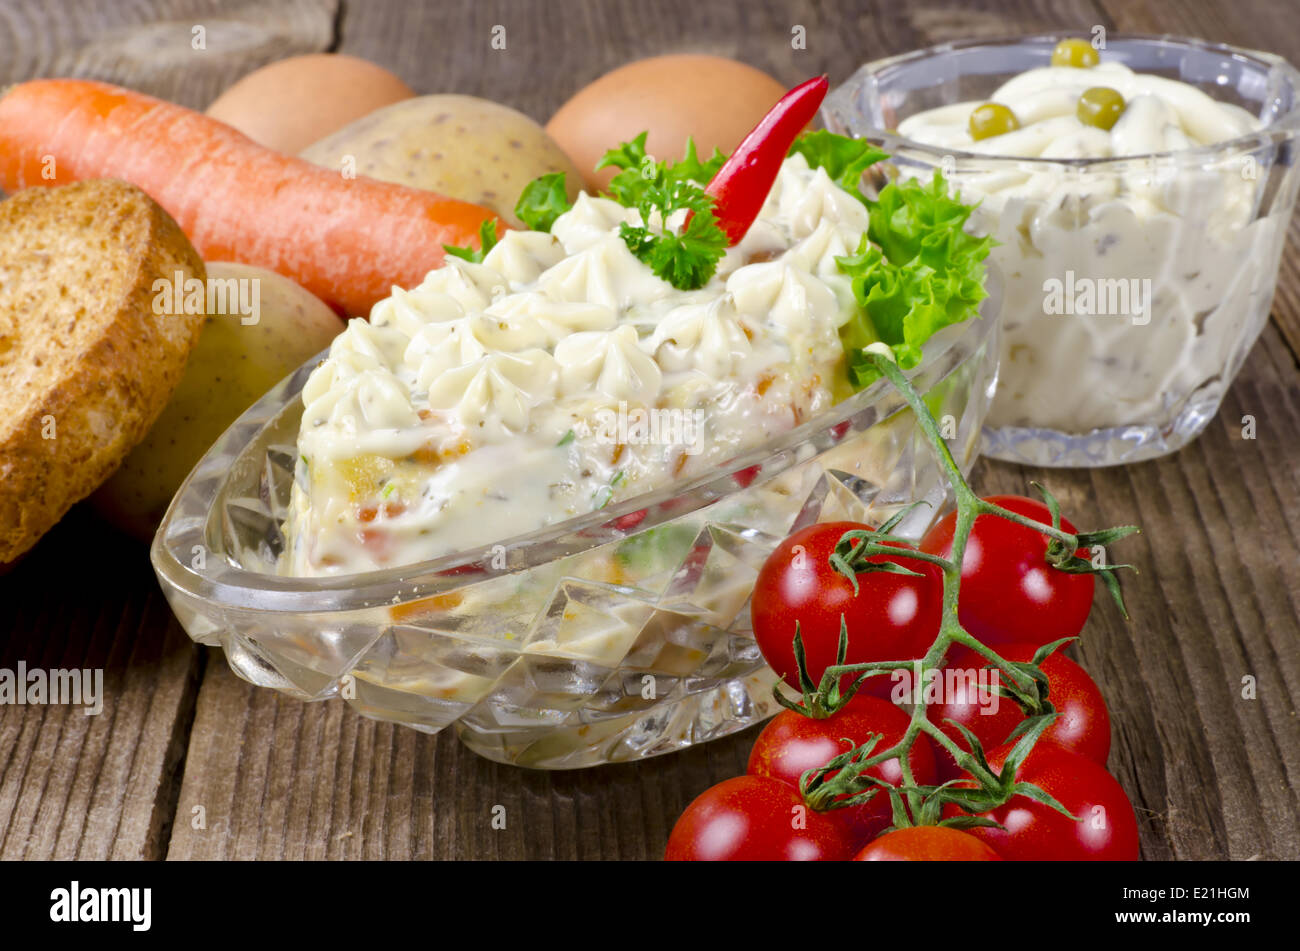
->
xmin=788 ymin=129 xmax=887 ymax=202
xmin=835 ymin=171 xmax=993 ymax=388
xmin=791 ymin=130 xmax=993 ymax=390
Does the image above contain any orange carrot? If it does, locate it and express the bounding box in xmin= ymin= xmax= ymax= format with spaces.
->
xmin=0 ymin=79 xmax=504 ymax=316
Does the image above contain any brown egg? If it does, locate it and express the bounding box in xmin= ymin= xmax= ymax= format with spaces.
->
xmin=546 ymin=55 xmax=789 ymax=191
xmin=206 ymin=53 xmax=415 ymax=154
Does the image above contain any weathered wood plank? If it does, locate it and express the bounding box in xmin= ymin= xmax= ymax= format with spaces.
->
xmin=0 ymin=0 xmax=339 ymax=109
xmin=0 ymin=509 xmax=202 ymax=860
xmin=165 ymin=658 xmax=757 ymax=859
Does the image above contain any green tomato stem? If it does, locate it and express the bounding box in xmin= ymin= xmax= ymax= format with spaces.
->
xmin=798 ymin=355 xmax=1026 ymax=824
xmin=793 ymin=353 xmax=1134 ymax=829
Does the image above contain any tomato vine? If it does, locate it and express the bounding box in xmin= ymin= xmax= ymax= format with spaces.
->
xmin=777 ymin=346 xmax=1140 ymax=833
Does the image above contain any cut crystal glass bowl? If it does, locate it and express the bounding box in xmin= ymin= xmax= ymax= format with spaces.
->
xmin=824 ymin=34 xmax=1300 ymax=467
xmin=152 ymin=272 xmax=1001 ymax=769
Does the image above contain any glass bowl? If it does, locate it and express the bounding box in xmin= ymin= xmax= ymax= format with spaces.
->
xmin=151 ymin=273 xmax=1000 ymax=769
xmin=823 ymin=34 xmax=1300 ymax=467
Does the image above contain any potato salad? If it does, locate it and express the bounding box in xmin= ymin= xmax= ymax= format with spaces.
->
xmin=281 ymin=154 xmax=872 ymax=575
xmin=898 ymin=50 xmax=1274 ymax=435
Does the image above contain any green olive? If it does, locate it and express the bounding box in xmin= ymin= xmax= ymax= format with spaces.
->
xmin=1051 ymin=38 xmax=1100 ymax=68
xmin=969 ymin=102 xmax=1021 ymax=140
xmin=1077 ymin=86 xmax=1126 ymax=130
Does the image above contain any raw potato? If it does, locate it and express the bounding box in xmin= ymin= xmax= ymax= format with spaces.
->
xmin=93 ymin=263 xmax=343 ymax=541
xmin=300 ymin=94 xmax=582 ymax=227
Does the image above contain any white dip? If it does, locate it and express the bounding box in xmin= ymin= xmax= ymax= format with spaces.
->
xmin=898 ymin=59 xmax=1278 ymax=434
xmin=282 ymin=154 xmax=872 ymax=575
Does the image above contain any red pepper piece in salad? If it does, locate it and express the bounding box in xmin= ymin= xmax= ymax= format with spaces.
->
xmin=702 ymin=75 xmax=830 ymax=245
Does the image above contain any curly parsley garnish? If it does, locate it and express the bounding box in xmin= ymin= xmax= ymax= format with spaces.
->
xmin=596 ymin=132 xmax=726 ymax=206
xmin=616 ymin=177 xmax=728 ymax=291
xmin=510 ymin=134 xmax=729 ymax=290
xmin=596 ymin=133 xmax=730 ymax=290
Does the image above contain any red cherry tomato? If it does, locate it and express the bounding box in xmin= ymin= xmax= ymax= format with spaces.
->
xmin=920 ymin=495 xmax=1095 ymax=647
xmin=664 ymin=775 xmax=858 ymax=861
xmin=944 ymin=740 xmax=1140 ymax=861
xmin=752 ymin=521 xmax=942 ymax=699
xmin=854 ymin=825 xmax=1003 ymax=861
xmin=928 ymin=643 xmax=1111 ymax=781
xmin=748 ymin=694 xmax=936 ymax=845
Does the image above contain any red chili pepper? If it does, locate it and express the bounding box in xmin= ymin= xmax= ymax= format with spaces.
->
xmin=702 ymin=75 xmax=830 ymax=246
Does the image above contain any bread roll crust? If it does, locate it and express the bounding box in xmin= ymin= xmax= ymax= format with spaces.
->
xmin=0 ymin=179 xmax=205 ymax=561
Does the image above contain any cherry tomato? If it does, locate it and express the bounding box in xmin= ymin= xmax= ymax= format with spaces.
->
xmin=748 ymin=694 xmax=937 ymax=845
xmin=664 ymin=775 xmax=858 ymax=861
xmin=944 ymin=740 xmax=1140 ymax=861
xmin=920 ymin=495 xmax=1095 ymax=647
xmin=928 ymin=643 xmax=1111 ymax=780
xmin=854 ymin=825 xmax=1003 ymax=861
xmin=752 ymin=521 xmax=942 ymax=699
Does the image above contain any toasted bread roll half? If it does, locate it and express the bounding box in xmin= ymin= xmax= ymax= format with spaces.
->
xmin=0 ymin=179 xmax=206 ymax=562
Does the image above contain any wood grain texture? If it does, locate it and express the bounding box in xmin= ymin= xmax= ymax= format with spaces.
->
xmin=0 ymin=509 xmax=202 ymax=860
xmin=167 ymin=659 xmax=755 ymax=859
xmin=1 ymin=0 xmax=1298 ymax=861
xmin=0 ymin=0 xmax=339 ymax=109
xmin=972 ymin=325 xmax=1300 ymax=860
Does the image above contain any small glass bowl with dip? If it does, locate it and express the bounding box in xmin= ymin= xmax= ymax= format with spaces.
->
xmin=824 ymin=33 xmax=1300 ymax=466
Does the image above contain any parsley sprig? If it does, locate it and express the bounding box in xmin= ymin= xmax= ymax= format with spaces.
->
xmin=442 ymin=219 xmax=501 ymax=263
xmin=515 ymin=173 xmax=572 ymax=232
xmin=512 ymin=134 xmax=730 ymax=291
xmin=596 ymin=132 xmax=726 ymax=205
xmin=616 ymin=175 xmax=728 ymax=291
xmin=597 ymin=133 xmax=730 ymax=290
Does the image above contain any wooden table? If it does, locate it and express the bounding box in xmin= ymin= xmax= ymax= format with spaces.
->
xmin=1 ymin=0 xmax=1297 ymax=861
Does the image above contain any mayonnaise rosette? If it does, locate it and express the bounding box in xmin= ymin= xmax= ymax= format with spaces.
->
xmin=281 ymin=145 xmax=956 ymax=574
